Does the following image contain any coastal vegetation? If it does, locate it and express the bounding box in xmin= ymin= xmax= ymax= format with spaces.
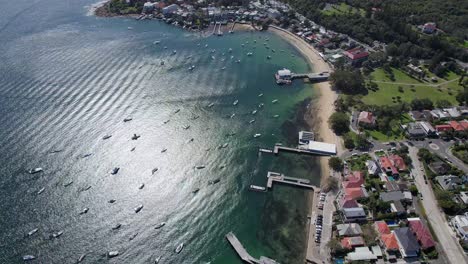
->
xmin=328 ymin=112 xmax=349 ymax=135
xmin=452 ymin=143 xmax=468 ymax=164
xmin=328 ymin=157 xmax=343 ymax=171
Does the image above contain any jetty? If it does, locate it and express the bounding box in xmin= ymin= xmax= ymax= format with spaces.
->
xmin=273 ymin=144 xmax=335 ymax=156
xmin=266 ymin=172 xmax=318 ymax=191
xmin=226 ymin=232 xmax=279 ymax=264
xmin=229 ymin=22 xmax=236 ymax=33
xmin=275 ymin=68 xmax=329 ymax=84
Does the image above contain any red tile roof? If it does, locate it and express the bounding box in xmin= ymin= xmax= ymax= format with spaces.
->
xmin=389 ymin=155 xmax=407 ymax=171
xmin=358 ymin=111 xmax=375 ymax=124
xmin=460 ymin=120 xmax=468 ymax=130
xmin=340 ymin=196 xmax=359 ymax=209
xmin=375 ymin=221 xmax=391 ymax=235
xmin=343 ymin=171 xmax=365 ymax=188
xmin=344 ymin=187 xmax=365 ymax=199
xmin=381 ymin=233 xmax=399 ymax=250
xmin=435 ymin=124 xmax=453 ymax=132
xmin=344 ymin=47 xmax=369 ymax=60
xmin=450 ymin=121 xmax=464 ymax=131
xmin=408 ymin=219 xmax=435 ymax=249
xmin=379 ymin=156 xmax=398 ymax=175
xmin=341 ymin=236 xmax=365 ymax=249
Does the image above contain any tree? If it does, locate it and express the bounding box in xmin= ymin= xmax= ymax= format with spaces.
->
xmin=355 ymin=134 xmax=370 ymax=150
xmin=417 ymin=148 xmax=433 ymax=163
xmin=325 ymin=176 xmax=339 ymax=192
xmin=344 ymin=136 xmax=355 ymax=149
xmin=456 ymin=89 xmax=468 ymax=106
xmin=436 ymin=99 xmax=452 ymax=109
xmin=329 ymin=69 xmax=365 ymax=94
xmin=328 ymin=157 xmax=344 ymax=171
xmin=410 ymin=98 xmax=433 ymax=111
xmin=327 ymin=238 xmax=347 ymax=255
xmin=409 ymin=185 xmax=419 ymax=195
xmin=328 ymin=112 xmax=350 ymax=135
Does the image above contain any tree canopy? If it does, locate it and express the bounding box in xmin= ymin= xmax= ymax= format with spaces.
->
xmin=328 ymin=112 xmax=350 ymax=135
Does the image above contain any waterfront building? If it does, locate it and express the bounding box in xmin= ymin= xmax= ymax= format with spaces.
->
xmin=162 ymin=4 xmax=180 ymax=15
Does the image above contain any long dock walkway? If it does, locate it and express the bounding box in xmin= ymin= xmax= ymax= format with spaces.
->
xmin=266 ymin=172 xmax=318 ymax=191
xmin=273 ymin=145 xmax=333 ymax=156
xmin=226 ymin=232 xmax=280 ymax=264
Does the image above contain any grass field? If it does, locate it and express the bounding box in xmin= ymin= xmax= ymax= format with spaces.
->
xmin=363 ymin=67 xmax=463 ymax=106
xmin=322 ymin=3 xmax=365 ymax=17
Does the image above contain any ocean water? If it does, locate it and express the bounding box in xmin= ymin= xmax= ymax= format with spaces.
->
xmin=0 ymin=1 xmax=322 ymax=263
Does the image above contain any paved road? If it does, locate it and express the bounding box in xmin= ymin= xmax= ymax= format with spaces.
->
xmin=408 ymin=146 xmax=467 ymax=263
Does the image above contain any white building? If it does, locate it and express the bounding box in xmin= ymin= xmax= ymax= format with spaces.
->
xmin=162 ymin=4 xmax=180 ymax=15
xmin=298 ymin=131 xmax=315 ymax=145
xmin=451 ymin=212 xmax=468 ymax=241
xmin=459 ymin=192 xmax=468 ymax=204
xmin=306 ymin=141 xmax=337 ymax=156
xmin=276 ymin=68 xmax=291 ymax=79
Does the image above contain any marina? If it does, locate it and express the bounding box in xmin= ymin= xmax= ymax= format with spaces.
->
xmin=225 ymin=232 xmax=279 ymax=264
xmin=266 ymin=172 xmax=318 ymax=191
xmin=275 ymin=69 xmax=329 ymax=85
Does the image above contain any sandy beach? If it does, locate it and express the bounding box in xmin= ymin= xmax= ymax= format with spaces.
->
xmin=268 ymin=26 xmax=343 ymax=182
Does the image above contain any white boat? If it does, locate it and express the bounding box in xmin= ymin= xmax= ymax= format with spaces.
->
xmin=155 ymin=256 xmax=162 ymax=263
xmin=230 ymin=55 xmax=234 ymax=59
xmin=273 ymin=115 xmax=279 ymax=118
xmin=249 ymin=119 xmax=255 ymax=124
xmin=79 ymin=208 xmax=89 ymax=215
xmin=205 ymin=44 xmax=208 ymax=48
xmin=102 ymin=135 xmax=112 ymax=140
xmin=189 ymin=65 xmax=195 ymax=71
xmin=249 ymin=185 xmax=266 ymax=192
xmin=259 ymin=103 xmax=264 ymax=108
xmin=22 ymin=255 xmax=35 ymax=261
xmin=37 ymin=187 xmax=45 ymax=195
xmin=221 ymin=143 xmax=228 ymax=148
xmin=251 ymin=110 xmax=257 ymax=115
xmin=228 ymin=48 xmax=232 ymax=52
xmin=108 ymin=251 xmax=119 ymax=258
xmin=207 ymin=103 xmax=215 ymax=108
xmin=175 ymin=243 xmax=184 ymax=253
xmin=110 ymin=167 xmax=120 ymax=175
xmin=267 ymin=56 xmax=271 ymax=59
xmin=78 ymin=254 xmax=86 ymax=263
xmin=254 ymin=134 xmax=261 ymax=138
xmin=247 ymin=52 xmax=253 ymax=56
xmin=221 ymin=66 xmax=226 ymax=70
xmin=174 ymin=109 xmax=180 ymax=114
xmin=153 ymin=41 xmax=160 ymax=44
xmin=52 ymin=230 xmax=63 ymax=238
xmin=241 ymin=43 xmax=245 ymax=47
xmin=152 ymin=168 xmax=159 ymax=174
xmin=196 ymin=165 xmax=205 ymax=169
xmin=230 ymin=113 xmax=236 ymax=119
xmin=233 ymin=100 xmax=239 ymax=106
xmin=27 ymin=228 xmax=38 ymax=236
xmin=163 ymin=46 xmax=167 ymax=49
xmin=236 ymin=59 xmax=241 ymax=63
xmin=160 ymin=60 xmax=165 ymax=66
xmin=211 ymin=49 xmax=215 ymax=53
xmin=134 ymin=204 xmax=144 ymax=213
xmin=138 ymin=183 xmax=145 ymax=189
xmin=211 ymin=56 xmax=215 ymax=60
xmin=154 ymin=222 xmax=166 ymax=229
xmin=183 ymin=125 xmax=190 ymax=130
xmin=172 ymin=50 xmax=177 ymax=54
xmin=272 ymin=99 xmax=278 ymax=104
xmin=28 ymin=168 xmax=43 ymax=174
xmin=127 ymin=27 xmax=133 ymax=30
xmin=258 ymin=93 xmax=263 ymax=97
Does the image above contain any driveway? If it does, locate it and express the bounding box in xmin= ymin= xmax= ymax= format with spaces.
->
xmin=408 ymin=146 xmax=467 ymax=263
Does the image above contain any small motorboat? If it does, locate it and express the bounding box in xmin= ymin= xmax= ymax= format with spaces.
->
xmin=154 ymin=222 xmax=166 ymax=229
xmin=123 ymin=118 xmax=133 ymax=122
xmin=228 ymin=48 xmax=232 ymax=52
xmin=154 ymin=41 xmax=160 ymax=45
xmin=27 ymin=228 xmax=38 ymax=236
xmin=272 ymin=99 xmax=278 ymax=104
xmin=112 ymin=223 xmax=122 ymax=230
xmin=52 ymin=230 xmax=63 ymax=238
xmin=258 ymin=103 xmax=264 ymax=108
xmin=129 ymin=233 xmax=138 ymax=241
xmin=134 ymin=204 xmax=144 ymax=213
xmin=172 ymin=50 xmax=177 ymax=54
xmin=233 ymin=100 xmax=239 ymax=106
xmin=189 ymin=65 xmax=195 ymax=71
xmin=28 ymin=168 xmax=43 ymax=174
xmin=207 ymin=103 xmax=214 ymax=108
xmin=196 ymin=165 xmax=205 ymax=169
xmin=221 ymin=66 xmax=226 ymax=70
xmin=249 ymin=185 xmax=266 ymax=192
xmin=108 ymin=199 xmax=116 ymax=203
xmin=174 ymin=109 xmax=180 ymax=114
xmin=273 ymin=115 xmax=279 ymax=118
xmin=208 ymin=178 xmax=220 ymax=185
xmin=247 ymin=52 xmax=253 ymax=56
xmin=138 ymin=183 xmax=145 ymax=190
xmin=155 ymin=256 xmax=162 ymax=263
xmin=102 ymin=135 xmax=112 ymax=140
xmin=192 ymin=188 xmax=200 ymax=194
xmin=78 ymin=254 xmax=86 ymax=263
xmin=249 ymin=119 xmax=255 ymax=124
xmin=160 ymin=60 xmax=165 ymax=66
xmin=64 ymin=181 xmax=74 ymax=187
xmin=258 ymin=93 xmax=263 ymax=97
xmin=163 ymin=119 xmax=170 ymax=124
xmin=175 ymin=243 xmax=184 ymax=254
xmin=82 ymin=153 xmax=92 ymax=158
xmin=22 ymin=255 xmax=35 ymax=261
xmin=211 ymin=56 xmax=215 ymax=60
xmin=251 ymin=110 xmax=257 ymax=115
xmin=110 ymin=167 xmax=120 ymax=175
xmin=37 ymin=187 xmax=45 ymax=195
xmin=49 ymin=149 xmax=62 ymax=154
xmin=205 ymin=44 xmax=208 ymax=48
xmin=236 ymin=60 xmax=241 ymax=63
xmin=79 ymin=208 xmax=89 ymax=215
xmin=161 ymin=148 xmax=167 ymax=153
xmin=267 ymin=56 xmax=271 ymax=60
xmin=254 ymin=134 xmax=261 ymax=138
xmin=152 ymin=168 xmax=159 ymax=174
xmin=187 ymin=138 xmax=194 ymax=143
xmin=230 ymin=113 xmax=236 ymax=119
xmin=127 ymin=27 xmax=133 ymax=30
xmin=220 ymin=143 xmax=228 ymax=148
xmin=183 ymin=125 xmax=190 ymax=130
xmin=108 ymin=251 xmax=119 ymax=258
xmin=131 ymin=147 xmax=136 ymax=152
xmin=131 ymin=134 xmax=140 ymax=140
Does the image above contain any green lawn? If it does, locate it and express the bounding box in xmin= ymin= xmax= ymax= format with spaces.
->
xmin=363 ymin=68 xmax=463 ymax=106
xmin=322 ymin=3 xmax=365 ymax=17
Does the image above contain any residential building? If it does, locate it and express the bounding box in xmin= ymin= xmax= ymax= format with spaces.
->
xmin=339 ymin=196 xmax=359 ymax=209
xmin=346 ymin=247 xmax=378 ymax=261
xmin=341 ymin=236 xmax=365 ymax=249
xmin=451 ymin=212 xmax=468 ymax=241
xmin=408 ymin=218 xmax=435 ymax=249
xmin=389 ymin=155 xmax=407 ymax=171
xmin=428 ymin=161 xmax=451 ymax=175
xmin=435 ymin=124 xmax=453 ymax=133
xmin=435 ymin=175 xmax=462 ymax=190
xmin=459 ymin=191 xmax=468 ymax=204
xmin=420 ymin=121 xmax=437 ymax=137
xmin=343 ymin=171 xmax=365 ymax=188
xmin=344 ymin=187 xmax=367 ymax=200
xmin=381 ymin=233 xmax=399 ymax=252
xmin=390 ymin=200 xmax=406 ymax=215
xmin=358 ymin=111 xmax=375 ymax=126
xmin=162 ymin=4 xmax=180 ymax=15
xmin=394 ymin=227 xmax=420 ymax=258
xmin=450 ymin=120 xmax=468 ymax=131
xmin=380 ymin=156 xmax=398 ymax=175
xmin=405 ymin=122 xmax=426 ymax=139
xmin=342 ymin=207 xmax=367 ymax=223
xmin=409 ymin=110 xmax=433 ymax=121
xmin=343 ymin=47 xmax=369 ymax=66
xmin=337 ymin=223 xmax=363 ymax=236
xmin=365 ymin=160 xmax=379 ymax=176
xmin=380 ymin=191 xmax=405 ymax=202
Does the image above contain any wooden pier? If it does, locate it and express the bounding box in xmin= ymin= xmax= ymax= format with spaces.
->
xmin=229 ymin=22 xmax=236 ymax=33
xmin=273 ymin=145 xmax=332 ymax=156
xmin=266 ymin=172 xmax=318 ymax=191
xmin=226 ymin=232 xmax=280 ymax=264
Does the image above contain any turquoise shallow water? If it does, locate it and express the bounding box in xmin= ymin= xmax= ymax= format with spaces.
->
xmin=0 ymin=1 xmax=322 ymax=263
